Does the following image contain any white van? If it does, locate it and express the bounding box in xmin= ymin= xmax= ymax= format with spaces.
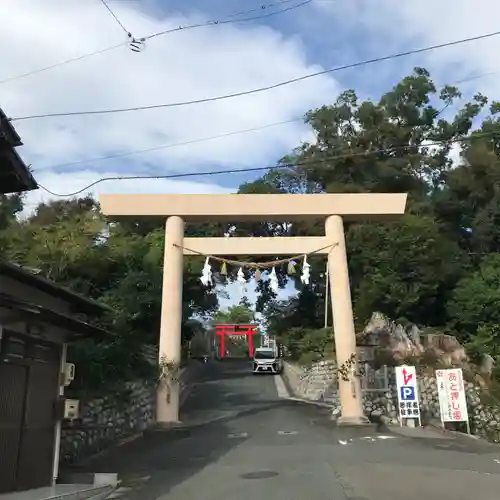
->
xmin=252 ymin=347 xmax=283 ymax=374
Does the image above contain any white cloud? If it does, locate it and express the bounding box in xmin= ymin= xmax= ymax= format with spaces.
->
xmin=1 ymin=0 xmax=336 ymax=200
xmin=315 ymin=0 xmax=500 ymax=100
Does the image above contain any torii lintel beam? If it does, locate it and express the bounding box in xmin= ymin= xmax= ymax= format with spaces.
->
xmin=99 ymin=193 xmax=407 ymax=222
xmin=182 ymin=237 xmax=331 ymax=256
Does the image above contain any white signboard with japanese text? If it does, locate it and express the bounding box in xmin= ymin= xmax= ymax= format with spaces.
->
xmin=435 ymin=368 xmax=469 ymax=424
xmin=395 ymin=365 xmax=421 ymax=425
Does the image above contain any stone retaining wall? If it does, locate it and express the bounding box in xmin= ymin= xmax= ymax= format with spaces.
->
xmin=283 ymin=361 xmax=500 ymax=442
xmin=60 ymin=363 xmax=201 ymax=464
xmin=283 ymin=361 xmax=393 ymax=418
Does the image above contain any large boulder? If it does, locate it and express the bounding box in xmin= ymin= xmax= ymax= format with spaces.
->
xmin=362 ymin=312 xmax=424 ymax=361
xmin=361 ymin=312 xmax=473 ymax=369
xmin=360 ymin=312 xmax=496 ymax=383
xmin=424 ymin=333 xmax=468 ymax=367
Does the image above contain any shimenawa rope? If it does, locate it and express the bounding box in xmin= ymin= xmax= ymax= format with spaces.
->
xmin=173 ymin=242 xmax=338 ymax=270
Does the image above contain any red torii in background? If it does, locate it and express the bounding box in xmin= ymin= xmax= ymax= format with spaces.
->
xmin=215 ymin=324 xmax=259 ymax=358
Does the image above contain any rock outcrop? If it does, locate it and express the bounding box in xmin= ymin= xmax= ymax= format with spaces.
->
xmin=361 ymin=312 xmax=486 ymax=375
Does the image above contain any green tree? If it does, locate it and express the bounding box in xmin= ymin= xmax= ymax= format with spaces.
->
xmin=447 ymin=254 xmax=500 ymax=337
xmin=348 ymin=213 xmax=465 ymax=325
xmin=1 ymin=196 xmax=220 ymax=389
xmin=254 ymin=67 xmax=496 ymax=360
xmin=0 ymin=193 xmax=24 ymax=257
xmin=212 ymin=302 xmax=255 ymax=325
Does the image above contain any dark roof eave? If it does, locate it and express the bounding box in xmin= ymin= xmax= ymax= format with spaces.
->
xmin=0 ymin=293 xmax=111 ymax=341
xmin=0 ymin=263 xmax=112 ymax=316
xmin=0 ymin=108 xmax=22 ymax=146
xmin=0 ymin=146 xmax=38 ymax=193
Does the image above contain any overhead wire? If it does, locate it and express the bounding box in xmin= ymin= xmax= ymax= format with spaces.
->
xmin=0 ymin=0 xmax=313 ymax=85
xmin=32 ymin=69 xmax=500 ymax=173
xmin=35 ymin=129 xmax=500 ymax=197
xmin=10 ymin=29 xmax=500 ymax=122
xmin=0 ymin=44 xmax=125 ymax=86
xmin=143 ymin=0 xmax=312 ymax=41
xmin=98 ymin=0 xmax=130 ymax=34
xmin=32 ymin=118 xmax=301 ymax=172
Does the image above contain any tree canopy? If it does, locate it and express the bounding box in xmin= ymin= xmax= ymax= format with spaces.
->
xmin=245 ymin=67 xmax=500 ymax=365
xmin=3 ymin=66 xmax=500 ymax=381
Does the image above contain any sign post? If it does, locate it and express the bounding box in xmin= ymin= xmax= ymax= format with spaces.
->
xmin=435 ymin=368 xmax=470 ymax=434
xmin=395 ymin=365 xmax=421 ymax=427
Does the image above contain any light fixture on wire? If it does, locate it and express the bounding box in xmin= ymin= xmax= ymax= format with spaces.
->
xmin=127 ymin=32 xmax=146 ymax=53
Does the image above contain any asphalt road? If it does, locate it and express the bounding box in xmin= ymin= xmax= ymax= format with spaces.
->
xmin=83 ymin=359 xmax=500 ymax=500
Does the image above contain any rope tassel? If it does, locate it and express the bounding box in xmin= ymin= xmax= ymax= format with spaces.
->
xmin=287 ymin=260 xmax=296 ymax=275
xmin=220 ymin=261 xmax=227 ymax=275
xmin=269 ymin=267 xmax=279 ymax=294
xmin=254 ymin=269 xmax=262 ymax=281
xmin=237 ymin=267 xmax=246 ymax=285
xmin=300 ymin=255 xmax=311 ymax=285
xmin=200 ymin=257 xmax=212 ymax=287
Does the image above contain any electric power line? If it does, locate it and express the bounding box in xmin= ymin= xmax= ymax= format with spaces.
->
xmin=32 ymin=69 xmax=500 ymax=173
xmin=11 ymin=29 xmax=500 ymax=122
xmin=33 ymin=118 xmax=302 ymax=172
xmin=0 ymin=44 xmax=126 ymax=86
xmin=36 ymin=129 xmax=499 ymax=197
xmin=0 ymin=0 xmax=313 ymax=86
xmin=143 ymin=0 xmax=312 ymax=41
xmin=99 ymin=0 xmax=130 ymax=34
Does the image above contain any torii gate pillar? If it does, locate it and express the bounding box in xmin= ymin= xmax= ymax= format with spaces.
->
xmin=326 ymin=215 xmax=369 ymax=425
xmin=157 ymin=216 xmax=184 ymax=424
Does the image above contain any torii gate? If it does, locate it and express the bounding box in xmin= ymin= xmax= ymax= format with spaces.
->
xmin=100 ymin=193 xmax=407 ymax=426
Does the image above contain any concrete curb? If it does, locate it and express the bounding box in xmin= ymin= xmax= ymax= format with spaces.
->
xmin=286 ymin=396 xmax=334 ymax=408
xmin=369 ymin=413 xmax=484 ymax=442
xmin=279 ymin=364 xmax=306 ymax=400
xmin=279 ymin=365 xmax=336 ymax=409
xmin=423 ymin=418 xmax=482 ymax=440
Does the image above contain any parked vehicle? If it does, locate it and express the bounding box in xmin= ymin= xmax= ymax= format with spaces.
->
xmin=252 ymin=346 xmax=283 ymax=375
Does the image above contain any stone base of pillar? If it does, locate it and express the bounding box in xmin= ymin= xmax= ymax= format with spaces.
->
xmin=144 ymin=421 xmax=187 ymax=435
xmin=156 ymin=383 xmax=180 ymax=424
xmin=154 ymin=421 xmax=184 ymax=429
xmin=336 ymin=415 xmax=371 ymax=426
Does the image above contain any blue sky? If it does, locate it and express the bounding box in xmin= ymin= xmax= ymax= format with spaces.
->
xmin=2 ymin=0 xmax=500 ymax=309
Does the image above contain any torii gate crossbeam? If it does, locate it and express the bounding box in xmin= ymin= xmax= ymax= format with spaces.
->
xmin=100 ymin=193 xmax=407 ymax=426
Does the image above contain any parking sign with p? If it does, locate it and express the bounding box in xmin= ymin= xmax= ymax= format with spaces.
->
xmin=395 ymin=365 xmax=421 ymax=425
xmin=400 ymin=386 xmax=415 ymax=401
